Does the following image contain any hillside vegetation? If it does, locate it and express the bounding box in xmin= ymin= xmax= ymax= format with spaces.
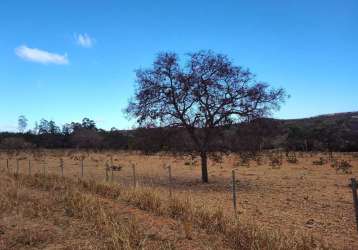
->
xmin=1 ymin=112 xmax=357 ymax=152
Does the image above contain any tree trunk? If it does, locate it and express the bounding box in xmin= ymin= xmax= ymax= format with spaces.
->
xmin=200 ymin=151 xmax=209 ymax=183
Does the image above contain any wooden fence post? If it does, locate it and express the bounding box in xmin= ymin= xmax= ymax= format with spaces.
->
xmin=232 ymin=169 xmax=237 ymax=217
xmin=6 ymin=159 xmax=9 ymax=172
xmin=110 ymin=157 xmax=114 ymax=182
xmin=43 ymin=162 xmax=46 ymax=175
xmin=16 ymin=159 xmax=19 ymax=174
xmin=105 ymin=165 xmax=109 ymax=182
xmin=28 ymin=160 xmax=31 ymax=175
xmin=168 ymin=165 xmax=172 ymax=198
xmin=132 ymin=164 xmax=137 ymax=188
xmin=81 ymin=159 xmax=83 ymax=178
xmin=60 ymin=159 xmax=64 ymax=177
xmin=111 ymin=168 xmax=114 ymax=182
xmin=351 ymin=178 xmax=358 ymax=232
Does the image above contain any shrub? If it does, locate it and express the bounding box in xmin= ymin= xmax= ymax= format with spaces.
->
xmin=312 ymin=157 xmax=327 ymax=166
xmin=269 ymin=155 xmax=282 ymax=168
xmin=286 ymin=152 xmax=298 ymax=164
xmin=331 ymin=160 xmax=353 ymax=174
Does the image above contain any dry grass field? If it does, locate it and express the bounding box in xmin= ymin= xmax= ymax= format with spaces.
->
xmin=0 ymin=150 xmax=357 ymax=249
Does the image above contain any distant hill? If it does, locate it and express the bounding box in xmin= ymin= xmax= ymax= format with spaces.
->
xmin=273 ymin=111 xmax=358 ymax=151
xmin=282 ymin=111 xmax=358 ymax=123
xmin=119 ymin=111 xmax=358 ymax=151
xmin=280 ymin=111 xmax=358 ymax=131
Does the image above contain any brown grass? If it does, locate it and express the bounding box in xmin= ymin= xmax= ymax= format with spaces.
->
xmin=1 ymin=171 xmax=334 ymax=249
xmin=1 ymin=150 xmax=357 ymax=249
xmin=0 ymin=174 xmax=148 ymax=249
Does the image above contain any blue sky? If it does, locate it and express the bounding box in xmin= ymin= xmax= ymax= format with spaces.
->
xmin=0 ymin=0 xmax=357 ymax=131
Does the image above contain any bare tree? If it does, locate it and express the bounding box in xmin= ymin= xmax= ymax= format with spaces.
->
xmin=126 ymin=51 xmax=286 ymax=183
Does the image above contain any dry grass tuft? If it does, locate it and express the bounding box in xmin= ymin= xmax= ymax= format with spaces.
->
xmin=122 ymin=187 xmax=163 ymax=214
xmin=8 ymin=227 xmax=55 ymax=249
xmin=1 ymin=173 xmax=149 ymax=249
xmin=4 ymin=172 xmax=334 ymax=250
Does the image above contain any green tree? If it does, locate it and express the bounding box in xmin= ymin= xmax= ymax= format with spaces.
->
xmin=18 ymin=115 xmax=28 ymax=133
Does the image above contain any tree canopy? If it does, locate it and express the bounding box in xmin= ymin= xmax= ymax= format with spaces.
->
xmin=127 ymin=50 xmax=286 ymax=182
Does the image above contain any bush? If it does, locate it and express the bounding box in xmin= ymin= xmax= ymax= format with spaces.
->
xmin=312 ymin=157 xmax=327 ymax=166
xmin=331 ymin=160 xmax=353 ymax=174
xmin=286 ymin=152 xmax=298 ymax=164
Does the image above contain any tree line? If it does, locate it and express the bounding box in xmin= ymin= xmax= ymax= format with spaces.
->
xmin=2 ymin=115 xmax=357 ymax=153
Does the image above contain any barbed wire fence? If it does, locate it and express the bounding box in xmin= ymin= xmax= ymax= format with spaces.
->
xmin=1 ymin=151 xmax=358 ymax=222
xmin=0 ymin=154 xmax=241 ymax=217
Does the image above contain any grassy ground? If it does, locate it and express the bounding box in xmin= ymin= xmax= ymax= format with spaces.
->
xmin=0 ymin=150 xmax=357 ymax=249
xmin=0 ymin=172 xmax=332 ymax=249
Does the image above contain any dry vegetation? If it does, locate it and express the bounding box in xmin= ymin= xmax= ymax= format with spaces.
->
xmin=0 ymin=150 xmax=357 ymax=249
